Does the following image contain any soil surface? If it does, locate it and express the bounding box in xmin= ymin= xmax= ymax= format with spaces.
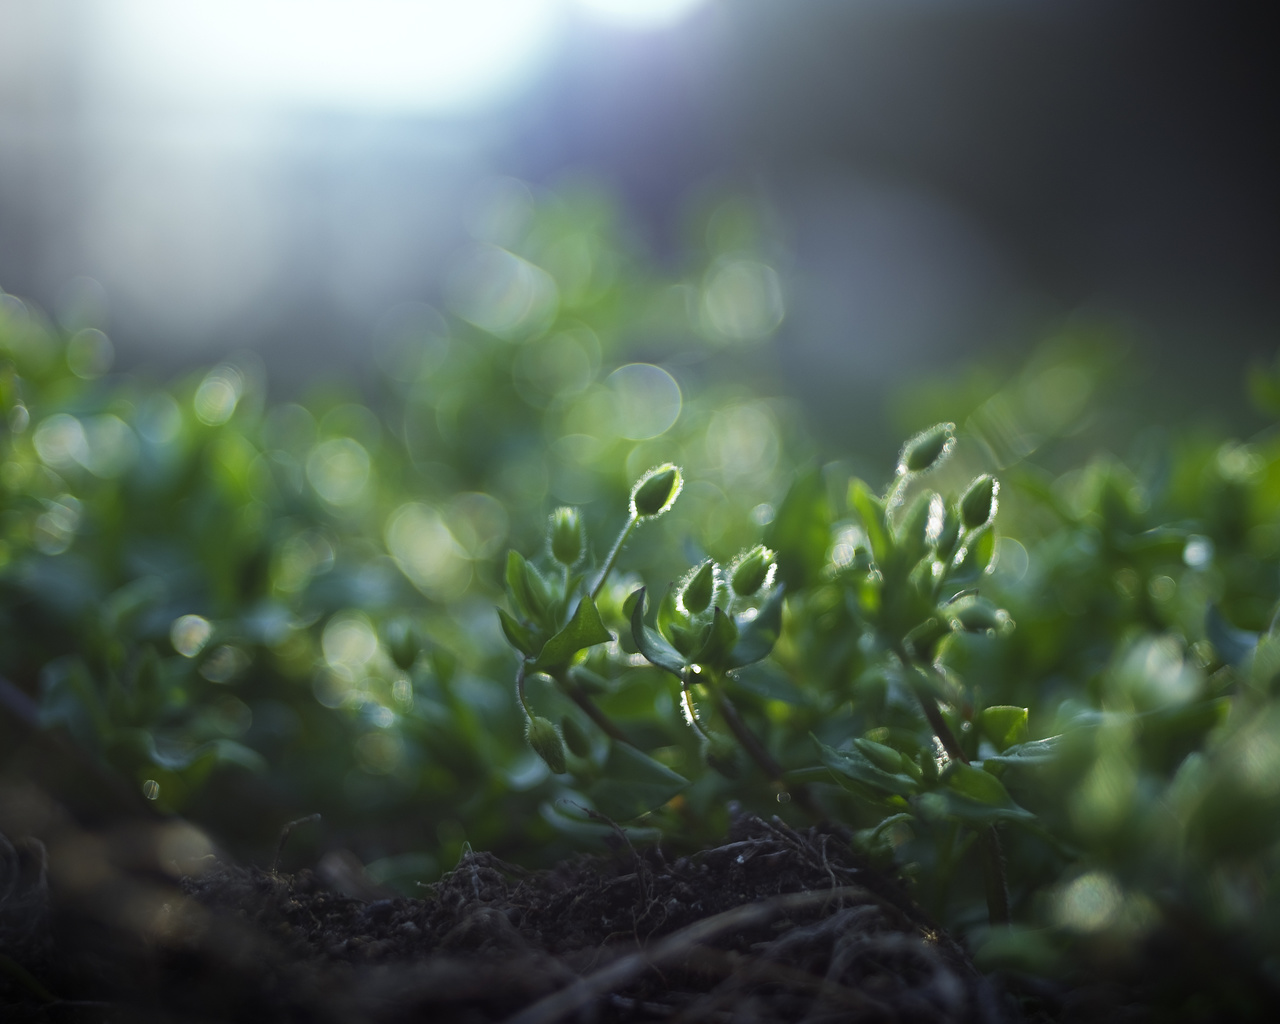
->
xmin=2 ymin=812 xmax=1018 ymax=1024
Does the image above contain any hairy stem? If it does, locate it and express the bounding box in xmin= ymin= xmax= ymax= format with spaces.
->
xmin=590 ymin=517 xmax=638 ymax=601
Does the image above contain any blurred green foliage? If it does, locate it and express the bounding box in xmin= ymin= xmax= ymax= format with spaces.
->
xmin=5 ymin=185 xmax=1280 ymax=1016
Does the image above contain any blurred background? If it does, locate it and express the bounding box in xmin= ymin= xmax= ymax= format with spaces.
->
xmin=2 ymin=0 xmax=1276 ymax=441
xmin=5 ymin=6 xmax=1280 ymax=969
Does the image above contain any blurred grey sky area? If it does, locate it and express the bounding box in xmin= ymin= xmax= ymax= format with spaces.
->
xmin=0 ymin=0 xmax=1276 ymax=421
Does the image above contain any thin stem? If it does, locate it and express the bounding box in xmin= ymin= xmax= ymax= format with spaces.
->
xmin=979 ymin=825 xmax=1012 ymax=925
xmin=884 ymin=472 xmax=910 ymax=514
xmin=708 ymin=673 xmax=819 ymax=816
xmin=515 ymin=660 xmax=532 ymax=717
xmin=681 ymin=680 xmax=713 ymax=742
xmin=894 ymin=642 xmax=1011 ymax=926
xmin=561 ymin=675 xmax=634 ymax=746
xmin=590 ymin=516 xmax=637 ymax=601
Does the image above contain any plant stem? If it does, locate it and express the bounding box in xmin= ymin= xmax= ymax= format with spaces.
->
xmin=709 ymin=674 xmax=819 ymax=816
xmin=895 ymin=644 xmax=1011 ymax=926
xmin=515 ymin=660 xmax=532 ymax=717
xmin=590 ymin=517 xmax=637 ymax=601
xmin=560 ymin=675 xmax=635 ymax=747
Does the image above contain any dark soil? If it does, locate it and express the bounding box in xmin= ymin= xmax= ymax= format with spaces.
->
xmin=2 ymin=811 xmax=1017 ymax=1024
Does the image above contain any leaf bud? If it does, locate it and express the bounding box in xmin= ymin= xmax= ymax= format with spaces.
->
xmin=548 ymin=506 xmax=584 ymax=566
xmin=730 ymin=544 xmax=775 ymax=597
xmin=959 ymin=474 xmax=998 ymax=530
xmin=680 ymin=560 xmax=716 ymax=615
xmin=631 ymin=464 xmax=683 ymax=519
xmin=899 ymin=423 xmax=955 ymax=475
xmin=525 ymin=716 xmax=567 ymax=774
xmin=560 ymin=715 xmax=592 ymax=759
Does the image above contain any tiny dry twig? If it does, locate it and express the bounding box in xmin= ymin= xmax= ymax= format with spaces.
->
xmin=502 ymin=885 xmax=880 ymax=1024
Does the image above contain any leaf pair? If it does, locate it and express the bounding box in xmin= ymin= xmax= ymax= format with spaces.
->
xmin=629 ymin=585 xmax=784 ymax=679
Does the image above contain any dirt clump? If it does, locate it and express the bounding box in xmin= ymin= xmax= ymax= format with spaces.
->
xmin=3 ymin=814 xmax=1013 ymax=1023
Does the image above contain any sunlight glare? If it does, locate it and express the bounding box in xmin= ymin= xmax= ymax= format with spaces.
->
xmin=577 ymin=0 xmax=707 ymax=30
xmin=108 ymin=0 xmax=564 ymax=113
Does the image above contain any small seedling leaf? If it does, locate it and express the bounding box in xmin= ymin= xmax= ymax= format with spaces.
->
xmin=629 ymin=588 xmax=689 ymax=677
xmin=497 ymin=608 xmax=541 ymax=657
xmin=587 ymin=741 xmax=689 ymax=820
xmin=728 ymin=584 xmax=786 ymax=667
xmin=978 ymin=705 xmax=1029 ymax=752
xmin=693 ymin=606 xmax=740 ymax=667
xmin=531 ymin=595 xmax=613 ymax=671
xmin=815 ymin=737 xmax=919 ymax=800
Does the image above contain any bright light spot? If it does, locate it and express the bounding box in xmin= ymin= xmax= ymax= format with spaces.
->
xmin=386 ymin=503 xmax=471 ymax=600
xmin=578 ymin=0 xmax=707 ymax=30
xmin=33 ymin=414 xmax=90 ymax=471
xmin=322 ymin=613 xmax=379 ymax=677
xmin=700 ymin=259 xmax=785 ymax=342
xmin=34 ymin=496 xmax=82 ymax=556
xmin=445 ymin=493 xmax=509 ymax=559
xmin=1184 ymin=535 xmax=1214 ymax=569
xmin=751 ymin=503 xmax=775 ymax=526
xmin=607 ymin=364 xmax=682 ymax=440
xmin=306 ymin=438 xmax=372 ymax=506
xmin=925 ymin=493 xmax=946 ymax=545
xmin=994 ymin=537 xmax=1029 ymax=584
xmin=1055 ymin=872 xmax=1123 ymax=932
xmin=1148 ymin=575 xmax=1176 ymax=602
xmin=200 ymin=644 xmax=248 ymax=683
xmin=67 ymin=328 xmax=115 ymax=379
xmin=137 ymin=394 xmax=183 ymax=445
xmin=194 ymin=365 xmax=243 ymax=426
xmin=1111 ymin=635 xmax=1201 ymax=710
xmin=83 ymin=415 xmax=139 ymax=478
xmin=446 ymin=245 xmax=559 ymax=338
xmin=706 ymin=402 xmax=779 ymax=482
xmin=171 ymin=615 xmax=213 ymax=658
xmin=275 ymin=531 xmax=336 ymax=592
xmin=106 ymin=0 xmax=563 ymax=114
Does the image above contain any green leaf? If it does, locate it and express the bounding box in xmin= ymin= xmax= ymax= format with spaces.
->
xmin=730 ymin=662 xmax=811 ymax=706
xmin=765 ymin=469 xmax=833 ymax=589
xmin=815 ymin=737 xmax=918 ymax=801
xmin=727 ymin=584 xmax=785 ymax=668
xmin=937 ymin=763 xmax=1034 ymax=824
xmin=693 ymin=606 xmax=739 ymax=667
xmin=530 ymin=595 xmax=613 ymax=671
xmin=656 ymin=584 xmax=682 ymax=644
xmin=848 ymin=478 xmax=891 ymax=566
xmin=497 ymin=608 xmax=541 ymax=657
xmin=505 ymin=550 xmax=553 ymax=627
xmin=978 ymin=705 xmax=1029 ymax=752
xmin=586 ymin=741 xmax=688 ymax=820
xmin=629 ymin=587 xmax=688 ymax=678
xmin=982 ymin=735 xmax=1062 ymax=768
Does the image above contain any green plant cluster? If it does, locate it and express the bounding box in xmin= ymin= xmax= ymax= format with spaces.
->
xmin=4 ymin=185 xmax=1280 ymax=1015
xmin=0 ymin=188 xmax=804 ymax=876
